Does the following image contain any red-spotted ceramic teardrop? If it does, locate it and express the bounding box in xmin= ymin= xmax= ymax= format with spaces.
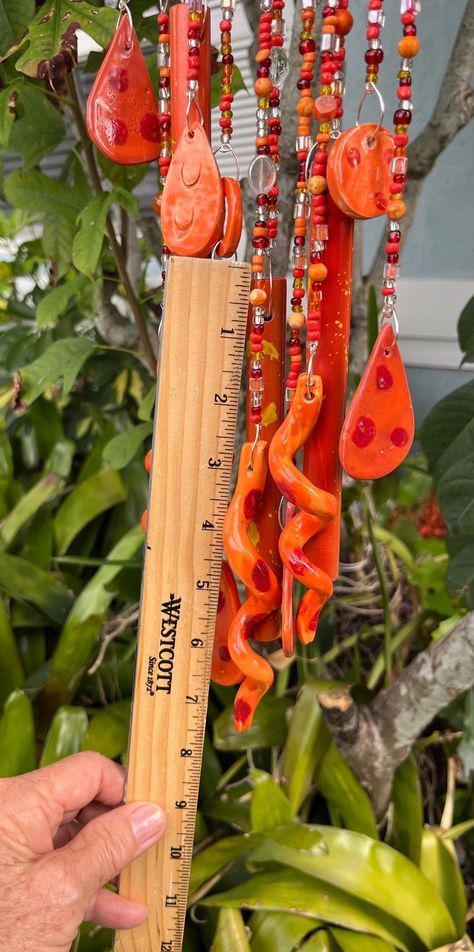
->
xmin=86 ymin=16 xmax=160 ymax=165
xmin=339 ymin=323 xmax=414 ymax=479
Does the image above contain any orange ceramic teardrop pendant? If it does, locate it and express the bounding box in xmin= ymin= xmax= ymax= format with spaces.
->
xmin=326 ymin=124 xmax=394 ymax=220
xmin=87 ymin=17 xmax=160 ymax=166
xmin=339 ymin=323 xmax=414 ymax=479
xmin=161 ymin=122 xmax=225 ymax=257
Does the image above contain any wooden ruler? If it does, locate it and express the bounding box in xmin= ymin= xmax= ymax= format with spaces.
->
xmin=115 ymin=257 xmax=250 ymax=952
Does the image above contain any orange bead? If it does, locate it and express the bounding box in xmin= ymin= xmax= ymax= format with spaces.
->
xmin=256 ymin=49 xmax=271 ymax=62
xmin=387 ymin=200 xmax=406 ymax=220
xmin=398 ymin=36 xmax=419 ymax=57
xmin=316 ymin=133 xmax=331 ymax=143
xmin=249 ymin=288 xmax=268 ymax=307
xmin=321 ymin=25 xmax=336 ymax=34
xmin=308 ymin=175 xmax=327 ymax=195
xmin=152 ymin=192 xmax=162 ymax=216
xmin=335 ymin=9 xmax=353 ymax=35
xmin=288 ymin=311 xmax=305 ymax=330
xmin=254 ymin=78 xmax=273 ymax=97
xmin=313 ymin=95 xmax=338 ymax=121
xmin=309 ymin=263 xmax=328 ymax=282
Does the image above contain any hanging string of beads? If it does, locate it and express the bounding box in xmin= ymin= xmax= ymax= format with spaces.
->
xmin=217 ymin=0 xmax=236 ymax=148
xmin=365 ymin=0 xmax=386 ymax=86
xmin=155 ymin=2 xmax=171 ymax=288
xmin=307 ymin=0 xmax=352 ymax=353
xmin=381 ymin=0 xmax=421 ymax=322
xmin=266 ymin=0 xmax=286 ymax=252
xmin=285 ymin=0 xmax=317 ymax=401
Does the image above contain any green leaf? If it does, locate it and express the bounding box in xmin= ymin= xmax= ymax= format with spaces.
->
xmin=137 ymin=385 xmax=156 ymax=422
xmin=200 ymin=870 xmax=419 ymax=952
xmin=0 ymin=596 xmax=24 ymax=705
xmin=212 ymin=909 xmax=251 ymax=952
xmin=330 ymin=929 xmax=396 ymax=952
xmin=249 ymin=912 xmax=316 ymax=952
xmin=0 ymin=689 xmax=35 ymax=777
xmin=281 ymin=686 xmax=330 ymax=813
xmin=190 ymin=833 xmax=260 ymax=900
xmin=437 ymin=454 xmax=474 ymax=535
xmin=316 ymin=743 xmax=378 ymax=839
xmin=446 ymin=543 xmax=474 ymax=608
xmin=391 ymin=755 xmax=423 ymax=866
xmin=302 ymin=932 xmax=334 ymax=951
xmin=457 ymin=295 xmax=474 ymax=363
xmin=5 ymin=167 xmax=83 ymax=222
xmin=9 ymin=83 xmax=65 ymax=168
xmin=434 ymin=418 xmax=474 ymax=486
xmin=42 ymin=212 xmax=75 ymax=277
xmin=72 ymin=189 xmax=138 ymax=278
xmin=419 ymin=829 xmax=466 ymax=940
xmin=250 ymin=825 xmax=456 ymax=950
xmin=250 ymin=771 xmax=293 ymax=832
xmin=97 ymin=151 xmax=150 ymax=192
xmin=0 ymin=0 xmax=35 ymax=57
xmin=40 ymin=705 xmax=89 ymax=766
xmin=14 ymin=1 xmax=116 ymax=77
xmin=102 ymin=423 xmax=153 ymax=470
xmin=0 ymin=472 xmax=63 ymax=550
xmin=54 ymin=468 xmax=126 ymax=555
xmin=36 ymin=275 xmax=90 ymax=328
xmin=81 ymin=699 xmax=131 ymax=760
xmin=42 ymin=525 xmax=143 ymax=709
xmin=420 ymin=380 xmax=474 ymax=471
xmin=0 ymin=83 xmax=19 ymax=148
xmin=442 ymin=819 xmax=474 ymax=841
xmin=20 ymin=337 xmax=96 ymax=405
xmin=0 ymin=552 xmax=72 ymax=624
xmin=213 ymin=695 xmax=291 ymax=751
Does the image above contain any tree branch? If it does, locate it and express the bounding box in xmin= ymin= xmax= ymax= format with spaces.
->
xmin=320 ymin=611 xmax=474 ymax=818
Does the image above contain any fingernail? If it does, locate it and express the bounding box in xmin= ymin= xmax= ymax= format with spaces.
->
xmin=131 ymin=804 xmax=166 ymax=845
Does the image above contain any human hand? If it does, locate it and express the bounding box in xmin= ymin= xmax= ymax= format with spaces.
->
xmin=0 ymin=751 xmax=166 ymax=952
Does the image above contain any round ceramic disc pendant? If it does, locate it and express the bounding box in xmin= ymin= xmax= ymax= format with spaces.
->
xmin=87 ymin=17 xmax=161 ymax=166
xmin=327 ymin=123 xmax=395 ymax=220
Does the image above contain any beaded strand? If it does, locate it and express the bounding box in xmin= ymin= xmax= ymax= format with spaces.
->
xmin=364 ymin=0 xmax=387 ymax=86
xmin=217 ymin=0 xmax=236 ymax=147
xmin=156 ymin=5 xmax=172 ymax=287
xmin=381 ymin=0 xmax=421 ymax=319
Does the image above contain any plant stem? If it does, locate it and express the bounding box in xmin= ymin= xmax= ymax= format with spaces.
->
xmin=67 ymin=73 xmax=156 ymax=377
xmin=365 ymin=490 xmax=392 ymax=686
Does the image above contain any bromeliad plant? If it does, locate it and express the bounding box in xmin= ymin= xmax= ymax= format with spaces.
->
xmin=1 ymin=3 xmax=474 ymax=951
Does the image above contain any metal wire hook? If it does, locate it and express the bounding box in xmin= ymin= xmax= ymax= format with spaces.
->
xmin=117 ymin=0 xmax=133 ymax=40
xmin=213 ymin=142 xmax=241 ymax=182
xmin=185 ymin=91 xmax=205 ymax=134
xmin=380 ymin=305 xmax=400 ymax=348
xmin=356 ymin=81 xmax=385 ymax=146
xmin=249 ymin=423 xmax=262 ymax=472
xmin=210 ymin=243 xmax=238 ymax=261
xmin=158 ymin=0 xmax=169 ymax=11
xmin=305 ymin=140 xmax=318 ymax=184
xmin=305 ymin=341 xmax=318 ymax=401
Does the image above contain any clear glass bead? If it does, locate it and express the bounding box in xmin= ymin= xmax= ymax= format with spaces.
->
xmin=271 ymin=17 xmax=286 ymax=36
xmin=383 ymin=263 xmax=400 ymax=280
xmin=251 ymin=359 xmax=262 ymax=374
xmin=333 ymin=79 xmax=346 ymax=96
xmin=401 ymin=0 xmax=421 ymax=13
xmin=260 ymin=0 xmax=272 ymax=10
xmin=390 ymin=156 xmax=408 ymax=175
xmin=158 ymin=100 xmax=170 ymax=114
xmin=368 ymin=38 xmax=383 ymax=50
xmin=313 ymin=225 xmax=329 ymax=241
xmin=247 ymin=154 xmax=276 ymax=195
xmin=249 ymin=376 xmax=264 ymax=393
xmin=368 ymin=9 xmax=385 ymax=25
xmin=291 ymin=251 xmax=308 ymax=269
xmin=253 ymin=307 xmax=265 ymax=325
xmin=251 ymin=391 xmax=263 ymax=408
xmin=296 ymin=135 xmax=312 ymax=152
xmin=256 ymin=107 xmax=267 ymax=121
xmin=312 ymin=240 xmax=325 ymax=253
xmin=159 ymin=86 xmax=170 ymax=99
xmin=188 ymin=0 xmax=203 ymax=11
xmin=320 ymin=34 xmax=340 ymax=52
xmin=270 ymin=47 xmax=289 ymax=89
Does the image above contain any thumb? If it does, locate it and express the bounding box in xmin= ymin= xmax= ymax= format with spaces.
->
xmin=61 ymin=801 xmax=166 ymax=900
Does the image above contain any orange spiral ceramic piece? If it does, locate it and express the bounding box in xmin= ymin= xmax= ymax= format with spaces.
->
xmin=281 ymin=503 xmax=296 ymax=657
xmin=215 ymin=178 xmax=243 ymax=258
xmin=211 ymin=560 xmax=244 ymax=687
xmin=268 ymin=375 xmax=338 ymax=645
xmin=223 ymin=441 xmax=281 ymax=731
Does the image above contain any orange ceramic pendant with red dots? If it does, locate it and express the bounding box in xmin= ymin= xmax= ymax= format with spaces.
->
xmin=327 ymin=124 xmax=395 ymax=220
xmin=86 ymin=17 xmax=160 ymax=165
xmin=339 ymin=323 xmax=414 ymax=479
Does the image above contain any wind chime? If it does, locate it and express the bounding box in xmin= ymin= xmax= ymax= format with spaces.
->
xmin=87 ymin=0 xmax=419 ymax=732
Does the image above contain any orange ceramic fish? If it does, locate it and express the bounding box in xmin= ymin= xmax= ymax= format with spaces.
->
xmin=326 ymin=123 xmax=395 ymax=220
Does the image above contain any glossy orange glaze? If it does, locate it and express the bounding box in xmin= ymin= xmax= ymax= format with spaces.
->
xmin=87 ymin=17 xmax=161 ymax=165
xmin=160 ymin=121 xmax=225 ymax=257
xmin=281 ymin=503 xmax=296 ymax=657
xmin=223 ymin=441 xmax=281 ymax=731
xmin=340 ymin=322 xmax=414 ymax=479
xmin=268 ymin=375 xmax=338 ymax=645
xmin=326 ymin=124 xmax=395 ymax=220
xmin=211 ymin=560 xmax=243 ymax=686
xmin=216 ymin=178 xmax=243 ymax=258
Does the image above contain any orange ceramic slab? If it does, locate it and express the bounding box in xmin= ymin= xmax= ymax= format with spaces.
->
xmin=87 ymin=17 xmax=160 ymax=166
xmin=160 ymin=121 xmax=225 ymax=257
xmin=339 ymin=322 xmax=414 ymax=479
xmin=327 ymin=123 xmax=395 ymax=220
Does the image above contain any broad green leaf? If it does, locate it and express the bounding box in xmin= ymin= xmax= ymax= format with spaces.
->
xmin=446 ymin=544 xmax=474 ymax=608
xmin=437 ymin=455 xmax=474 ymax=535
xmin=97 ymin=151 xmax=150 ymax=192
xmin=20 ymin=337 xmax=97 ymax=405
xmin=0 ymin=83 xmax=19 ymax=148
xmin=281 ymin=687 xmax=330 ymax=812
xmin=0 ymin=472 xmax=63 ymax=550
xmin=0 ymin=0 xmax=35 ymax=57
xmin=250 ymin=770 xmax=293 ymax=832
xmin=36 ymin=275 xmax=90 ymax=328
xmin=434 ymin=418 xmax=474 ymax=485
xmin=443 ymin=819 xmax=474 ymax=841
xmin=137 ymin=385 xmax=156 ymax=421
xmin=212 ymin=909 xmax=251 ymax=952
xmin=303 ymin=933 xmax=334 ymax=952
xmin=42 ymin=525 xmax=143 ymax=709
xmin=0 ymin=552 xmax=72 ymax=624
xmin=249 ymin=912 xmax=316 ymax=952
xmin=40 ymin=705 xmax=89 ymax=766
xmin=9 ymin=83 xmax=65 ymax=168
xmin=72 ymin=189 xmax=138 ymax=278
xmin=419 ymin=829 xmax=466 ymax=939
xmin=0 ymin=596 xmax=24 ymax=704
xmin=213 ymin=695 xmax=291 ymax=751
xmin=391 ymin=756 xmax=422 ymax=865
xmin=0 ymin=690 xmax=35 ymax=777
xmin=5 ymin=168 xmax=83 ymax=222
xmin=190 ymin=833 xmax=260 ymax=900
xmin=200 ymin=870 xmax=419 ymax=952
xmin=316 ymin=743 xmax=378 ymax=839
xmin=330 ymin=929 xmax=396 ymax=952
xmin=250 ymin=825 xmax=456 ymax=950
xmin=102 ymin=423 xmax=153 ymax=470
xmin=81 ymin=699 xmax=131 ymax=760
xmin=420 ymin=380 xmax=474 ymax=471
xmin=54 ymin=468 xmax=126 ymax=554
xmin=42 ymin=212 xmax=75 ymax=277
xmin=457 ymin=295 xmax=474 ymax=362
xmin=14 ymin=1 xmax=116 ymax=77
